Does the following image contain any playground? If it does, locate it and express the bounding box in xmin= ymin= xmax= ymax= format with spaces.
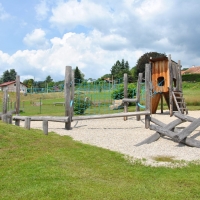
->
xmin=1 ymin=55 xmax=200 ymax=166
xmin=16 ymin=110 xmax=200 ymax=167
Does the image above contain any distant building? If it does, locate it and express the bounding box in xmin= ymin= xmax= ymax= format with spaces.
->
xmin=0 ymin=81 xmax=27 ymax=93
xmin=181 ymin=66 xmax=200 ymax=75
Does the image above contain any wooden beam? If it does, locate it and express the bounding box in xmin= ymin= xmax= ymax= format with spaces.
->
xmin=150 ymin=124 xmax=200 ymax=148
xmin=13 ymin=116 xmax=69 ymax=122
xmin=173 ymin=118 xmax=200 ymax=142
xmin=72 ymin=111 xmax=150 ymax=121
xmin=174 ymin=112 xmax=195 ymax=122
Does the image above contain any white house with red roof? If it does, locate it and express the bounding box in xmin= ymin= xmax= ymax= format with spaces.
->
xmin=0 ymin=81 xmax=27 ymax=93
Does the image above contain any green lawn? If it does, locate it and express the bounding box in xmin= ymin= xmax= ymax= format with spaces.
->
xmin=1 ymin=121 xmax=200 ymax=199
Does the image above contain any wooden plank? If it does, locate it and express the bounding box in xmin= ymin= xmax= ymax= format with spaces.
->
xmin=173 ymin=118 xmax=200 ymax=142
xmin=122 ymin=98 xmax=138 ymax=103
xmin=150 ymin=124 xmax=200 ymax=148
xmin=72 ymin=111 xmax=150 ymax=121
xmin=174 ymin=112 xmax=195 ymax=122
xmin=136 ymin=117 xmax=183 ymax=146
xmin=13 ymin=116 xmax=69 ymax=122
xmin=124 ymin=73 xmax=128 ymax=121
xmin=145 ymin=63 xmax=151 ymax=128
xmin=16 ymin=75 xmax=20 ymax=115
xmin=65 ymin=66 xmax=72 ymax=130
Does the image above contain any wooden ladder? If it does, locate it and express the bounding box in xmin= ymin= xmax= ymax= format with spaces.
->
xmin=172 ymin=91 xmax=188 ymax=114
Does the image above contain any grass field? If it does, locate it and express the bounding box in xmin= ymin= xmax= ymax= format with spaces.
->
xmin=1 ymin=121 xmax=200 ymax=199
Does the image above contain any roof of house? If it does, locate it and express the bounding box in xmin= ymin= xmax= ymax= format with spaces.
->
xmin=182 ymin=66 xmax=200 ymax=75
xmin=0 ymin=81 xmax=27 ymax=87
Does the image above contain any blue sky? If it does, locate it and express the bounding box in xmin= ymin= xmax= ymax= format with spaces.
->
xmin=0 ymin=0 xmax=200 ymax=82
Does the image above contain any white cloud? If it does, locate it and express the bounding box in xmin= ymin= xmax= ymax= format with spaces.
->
xmin=50 ymin=0 xmax=113 ymax=30
xmin=23 ymin=29 xmax=50 ymax=49
xmin=0 ymin=3 xmax=10 ymax=20
xmin=35 ymin=0 xmax=50 ymax=20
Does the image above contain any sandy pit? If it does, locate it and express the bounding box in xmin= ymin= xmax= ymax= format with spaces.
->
xmin=19 ymin=111 xmax=200 ymax=167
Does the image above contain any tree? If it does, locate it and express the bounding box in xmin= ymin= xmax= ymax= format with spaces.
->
xmin=74 ymin=66 xmax=83 ymax=85
xmin=45 ymin=75 xmax=53 ymax=83
xmin=134 ymin=52 xmax=166 ymax=77
xmin=2 ymin=69 xmax=17 ymax=82
xmin=9 ymin=69 xmax=17 ymax=80
xmin=23 ymin=79 xmax=34 ymax=88
xmin=110 ymin=59 xmax=131 ymax=81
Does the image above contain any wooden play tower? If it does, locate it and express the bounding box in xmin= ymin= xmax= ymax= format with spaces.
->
xmin=149 ymin=54 xmax=188 ymax=116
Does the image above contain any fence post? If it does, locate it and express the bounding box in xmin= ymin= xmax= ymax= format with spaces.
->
xmin=3 ymin=89 xmax=8 ymax=114
xmin=16 ymin=75 xmax=20 ymax=115
xmin=43 ymin=120 xmax=48 ymax=135
xmin=65 ymin=66 xmax=72 ymax=130
xmin=145 ymin=63 xmax=151 ymax=129
xmin=24 ymin=117 xmax=31 ymax=130
xmin=124 ymin=73 xmax=128 ymax=121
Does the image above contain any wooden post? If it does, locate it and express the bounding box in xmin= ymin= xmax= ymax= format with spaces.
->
xmin=65 ymin=66 xmax=72 ymax=130
xmin=16 ymin=75 xmax=20 ymax=115
xmin=24 ymin=117 xmax=31 ymax=130
xmin=2 ymin=114 xmax=8 ymax=123
xmin=3 ymin=89 xmax=8 ymax=114
xmin=160 ymin=93 xmax=163 ymax=113
xmin=178 ymin=60 xmax=182 ymax=92
xmin=124 ymin=73 xmax=128 ymax=121
xmin=145 ymin=63 xmax=151 ymax=129
xmin=136 ymin=73 xmax=143 ymax=121
xmin=71 ymin=70 xmax=74 ymax=120
xmin=168 ymin=54 xmax=173 ymax=116
xmin=43 ymin=120 xmax=48 ymax=135
xmin=15 ymin=119 xmax=20 ymax=126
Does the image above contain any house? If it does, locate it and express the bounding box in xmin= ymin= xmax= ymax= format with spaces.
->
xmin=181 ymin=66 xmax=200 ymax=75
xmin=0 ymin=81 xmax=27 ymax=93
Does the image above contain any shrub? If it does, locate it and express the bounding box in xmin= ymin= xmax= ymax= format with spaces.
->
xmin=73 ymin=94 xmax=91 ymax=115
xmin=111 ymin=83 xmax=136 ymax=100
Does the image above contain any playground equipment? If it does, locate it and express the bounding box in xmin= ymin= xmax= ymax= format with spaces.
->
xmin=149 ymin=55 xmax=188 ymax=116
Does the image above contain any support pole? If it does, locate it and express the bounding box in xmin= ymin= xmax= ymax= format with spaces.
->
xmin=168 ymin=54 xmax=173 ymax=117
xmin=145 ymin=63 xmax=151 ymax=129
xmin=65 ymin=66 xmax=72 ymax=130
xmin=124 ymin=73 xmax=128 ymax=121
xmin=16 ymin=75 xmax=20 ymax=115
xmin=3 ymin=89 xmax=8 ymax=114
xmin=71 ymin=70 xmax=74 ymax=120
xmin=24 ymin=117 xmax=31 ymax=130
xmin=43 ymin=120 xmax=48 ymax=135
xmin=136 ymin=73 xmax=143 ymax=121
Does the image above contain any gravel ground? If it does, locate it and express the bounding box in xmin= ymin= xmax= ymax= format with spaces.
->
xmin=20 ymin=111 xmax=200 ymax=167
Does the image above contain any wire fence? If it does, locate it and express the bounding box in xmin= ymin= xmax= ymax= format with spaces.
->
xmin=0 ymin=78 xmax=142 ymax=116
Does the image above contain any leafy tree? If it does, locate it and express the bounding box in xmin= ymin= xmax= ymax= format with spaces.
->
xmin=2 ymin=69 xmax=17 ymax=82
xmin=45 ymin=75 xmax=53 ymax=83
xmin=9 ymin=69 xmax=17 ymax=80
xmin=111 ymin=59 xmax=131 ymax=81
xmin=74 ymin=66 xmax=83 ymax=85
xmin=23 ymin=79 xmax=34 ymax=88
xmin=134 ymin=52 xmax=166 ymax=77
